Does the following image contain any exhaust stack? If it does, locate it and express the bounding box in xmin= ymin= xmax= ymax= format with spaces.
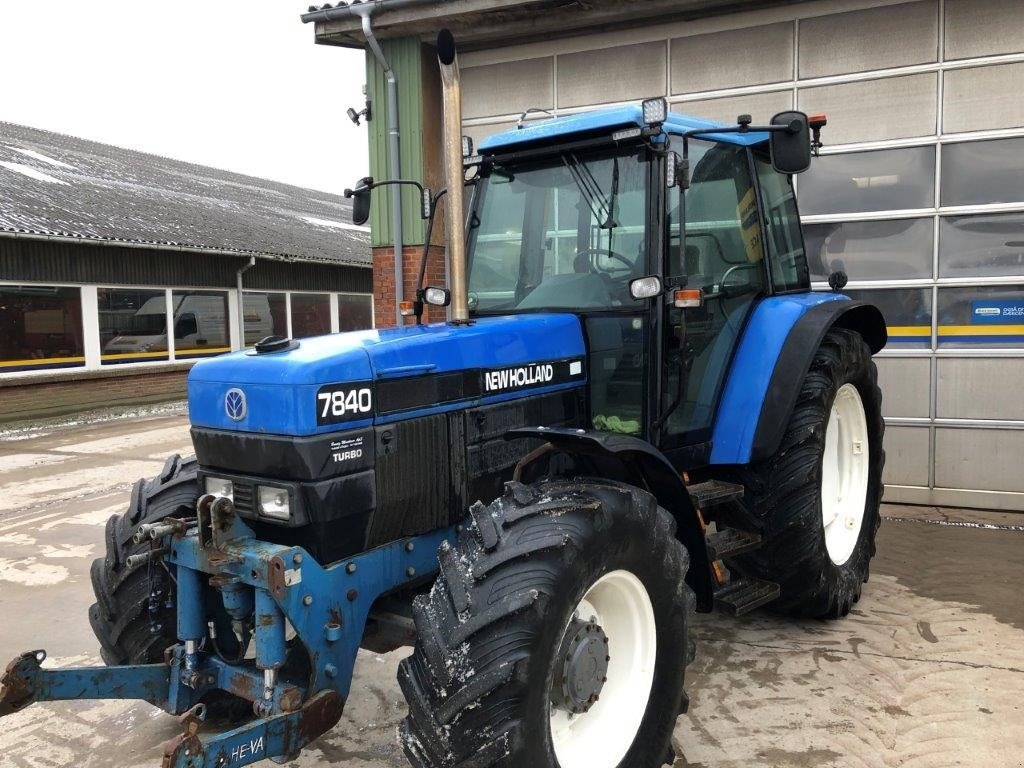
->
xmin=437 ymin=29 xmax=469 ymax=323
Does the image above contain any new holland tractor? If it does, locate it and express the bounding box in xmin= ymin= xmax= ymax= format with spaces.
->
xmin=0 ymin=31 xmax=885 ymax=768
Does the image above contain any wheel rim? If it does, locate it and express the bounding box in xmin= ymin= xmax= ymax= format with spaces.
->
xmin=820 ymin=383 xmax=870 ymax=566
xmin=549 ymin=569 xmax=657 ymax=768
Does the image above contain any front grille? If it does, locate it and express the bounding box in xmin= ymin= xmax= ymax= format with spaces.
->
xmin=233 ymin=482 xmax=255 ymax=514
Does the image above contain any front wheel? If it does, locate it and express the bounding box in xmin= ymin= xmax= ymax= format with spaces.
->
xmin=398 ymin=479 xmax=694 ymax=768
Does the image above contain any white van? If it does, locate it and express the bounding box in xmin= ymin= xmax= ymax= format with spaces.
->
xmin=103 ymin=294 xmax=273 ymax=355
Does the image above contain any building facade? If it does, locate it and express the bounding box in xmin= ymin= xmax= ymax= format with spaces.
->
xmin=305 ymin=0 xmax=1024 ymax=511
xmin=0 ymin=122 xmax=373 ymax=421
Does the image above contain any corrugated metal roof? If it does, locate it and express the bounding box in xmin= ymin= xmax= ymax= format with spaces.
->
xmin=0 ymin=122 xmax=370 ymax=267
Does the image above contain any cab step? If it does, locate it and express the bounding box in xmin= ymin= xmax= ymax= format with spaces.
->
xmin=713 ymin=577 xmax=781 ymax=616
xmin=706 ymin=527 xmax=762 ymax=561
xmin=686 ymin=479 xmax=745 ymax=509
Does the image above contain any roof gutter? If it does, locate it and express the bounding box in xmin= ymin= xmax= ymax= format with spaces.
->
xmin=304 ymin=3 xmax=409 ymax=325
xmin=300 ymin=0 xmax=440 ymax=25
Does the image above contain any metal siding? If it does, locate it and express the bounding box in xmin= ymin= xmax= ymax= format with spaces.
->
xmin=0 ymin=238 xmax=370 ymax=293
xmin=365 ymin=38 xmax=427 ymax=249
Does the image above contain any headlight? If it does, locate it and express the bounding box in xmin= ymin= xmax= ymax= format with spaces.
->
xmin=205 ymin=477 xmax=233 ymax=501
xmin=258 ymin=486 xmax=291 ymax=521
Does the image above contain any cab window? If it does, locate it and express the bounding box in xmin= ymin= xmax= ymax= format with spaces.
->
xmin=754 ymin=154 xmax=810 ymax=292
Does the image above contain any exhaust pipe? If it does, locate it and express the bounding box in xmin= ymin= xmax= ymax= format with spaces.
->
xmin=437 ymin=30 xmax=469 ymax=323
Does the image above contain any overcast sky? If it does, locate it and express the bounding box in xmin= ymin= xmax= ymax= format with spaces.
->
xmin=0 ymin=1 xmax=370 ymax=195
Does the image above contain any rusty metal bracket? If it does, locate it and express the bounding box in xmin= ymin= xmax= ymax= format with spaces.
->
xmin=161 ymin=690 xmax=344 ymax=768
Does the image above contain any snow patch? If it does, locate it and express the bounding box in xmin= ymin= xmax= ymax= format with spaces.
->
xmin=0 ymin=557 xmax=69 ymax=585
xmin=301 ymin=215 xmax=370 ymax=232
xmin=40 ymin=543 xmax=95 ymax=559
xmin=0 ymin=532 xmax=35 ymax=546
xmin=0 ymin=161 xmax=68 ymax=185
xmin=7 ymin=146 xmax=77 ymax=169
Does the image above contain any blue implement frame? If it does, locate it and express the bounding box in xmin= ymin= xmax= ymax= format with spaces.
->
xmin=0 ymin=494 xmax=456 ymax=768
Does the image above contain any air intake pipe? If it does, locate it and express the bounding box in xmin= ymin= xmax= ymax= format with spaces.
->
xmin=436 ymin=30 xmax=469 ymax=323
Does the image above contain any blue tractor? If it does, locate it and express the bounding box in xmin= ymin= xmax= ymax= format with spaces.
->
xmin=0 ymin=31 xmax=885 ymax=768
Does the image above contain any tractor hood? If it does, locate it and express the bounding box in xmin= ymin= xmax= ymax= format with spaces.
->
xmin=187 ymin=314 xmax=587 ymax=436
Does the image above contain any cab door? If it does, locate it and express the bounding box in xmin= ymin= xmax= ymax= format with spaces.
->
xmin=659 ymin=141 xmax=766 ymax=455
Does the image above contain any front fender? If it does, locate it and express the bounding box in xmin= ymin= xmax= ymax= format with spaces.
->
xmin=710 ymin=292 xmax=886 ymax=465
xmin=506 ymin=427 xmax=715 ymax=612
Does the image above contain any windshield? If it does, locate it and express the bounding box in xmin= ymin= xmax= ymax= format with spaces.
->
xmin=467 ymin=146 xmax=649 ymax=313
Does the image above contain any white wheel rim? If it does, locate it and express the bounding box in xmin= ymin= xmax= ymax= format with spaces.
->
xmin=820 ymin=383 xmax=870 ymax=566
xmin=549 ymin=569 xmax=657 ymax=768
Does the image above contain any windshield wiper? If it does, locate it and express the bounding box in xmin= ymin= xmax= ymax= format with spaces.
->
xmin=562 ymin=153 xmax=611 ymax=228
xmin=602 ymin=155 xmax=619 ymax=230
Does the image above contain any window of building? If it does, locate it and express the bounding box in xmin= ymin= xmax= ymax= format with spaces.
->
xmin=170 ymin=290 xmax=230 ymax=360
xmin=844 ymin=287 xmax=933 ymax=349
xmin=799 ymin=146 xmax=935 ymax=215
xmin=291 ymin=293 xmax=332 ymax=338
xmin=98 ymin=288 xmax=170 ymax=365
xmin=242 ymin=292 xmax=287 ymax=345
xmin=939 ymin=212 xmax=1024 ymax=278
xmin=805 ymin=218 xmax=934 ymax=281
xmin=0 ymin=286 xmax=84 ymax=372
xmin=937 ymin=285 xmax=1024 ymax=348
xmin=940 ymin=137 xmax=1024 ymax=207
xmin=337 ymin=293 xmax=373 ymax=331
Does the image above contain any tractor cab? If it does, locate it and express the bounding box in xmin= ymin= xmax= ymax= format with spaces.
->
xmin=456 ymin=100 xmax=821 ymax=464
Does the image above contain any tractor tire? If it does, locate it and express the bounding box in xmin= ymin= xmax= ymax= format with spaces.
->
xmin=398 ymin=479 xmax=694 ymax=768
xmin=719 ymin=327 xmax=885 ymax=619
xmin=88 ymin=454 xmax=250 ymax=722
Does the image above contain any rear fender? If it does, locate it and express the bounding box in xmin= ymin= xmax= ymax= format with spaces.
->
xmin=506 ymin=427 xmax=715 ymax=611
xmin=711 ymin=294 xmax=886 ymax=465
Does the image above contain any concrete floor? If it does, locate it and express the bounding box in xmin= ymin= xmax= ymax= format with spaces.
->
xmin=0 ymin=409 xmax=1022 ymax=768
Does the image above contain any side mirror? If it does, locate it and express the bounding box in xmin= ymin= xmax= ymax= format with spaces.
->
xmin=769 ymin=111 xmax=812 ymax=175
xmin=345 ymin=176 xmax=374 ymax=226
xmin=629 ymin=275 xmax=663 ymax=300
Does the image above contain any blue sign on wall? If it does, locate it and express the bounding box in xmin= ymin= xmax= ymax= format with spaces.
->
xmin=970 ymin=300 xmax=1024 ymax=325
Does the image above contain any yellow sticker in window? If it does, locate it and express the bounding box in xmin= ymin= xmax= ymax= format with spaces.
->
xmin=738 ymin=187 xmax=764 ymax=264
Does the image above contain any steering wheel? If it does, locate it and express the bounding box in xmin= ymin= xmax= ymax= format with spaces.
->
xmin=576 ymin=247 xmax=634 ymax=277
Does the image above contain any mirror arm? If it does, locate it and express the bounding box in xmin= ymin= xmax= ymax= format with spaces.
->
xmin=345 ymin=178 xmax=426 ymax=198
xmin=681 ymin=123 xmax=797 ymax=140
xmin=413 ymin=188 xmax=450 ymax=324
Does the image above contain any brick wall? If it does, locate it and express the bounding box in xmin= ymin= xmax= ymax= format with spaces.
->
xmin=373 ymin=245 xmax=449 ymax=327
xmin=0 ymin=364 xmax=192 ymax=423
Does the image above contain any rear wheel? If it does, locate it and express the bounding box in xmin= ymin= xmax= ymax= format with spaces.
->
xmin=718 ymin=327 xmax=885 ymax=619
xmin=398 ymin=479 xmax=693 ymax=768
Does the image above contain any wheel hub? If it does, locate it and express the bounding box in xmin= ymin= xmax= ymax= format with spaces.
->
xmin=551 ymin=617 xmax=610 ymax=714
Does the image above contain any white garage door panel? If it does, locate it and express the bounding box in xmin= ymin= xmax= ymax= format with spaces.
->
xmin=682 ymin=91 xmax=794 ymax=128
xmin=670 ymin=23 xmax=793 ymax=95
xmin=798 ymin=73 xmax=938 ymax=144
xmin=463 ymin=57 xmax=553 ymax=120
xmin=944 ymin=0 xmax=1024 ymax=60
xmin=944 ymin=63 xmax=1024 ymax=134
xmin=557 ymin=41 xmax=666 ymax=109
xmin=799 ymin=1 xmax=938 ymax=79
xmin=937 ymin=358 xmax=1024 ymax=421
xmin=876 ymin=357 xmax=930 ymax=419
xmin=935 ymin=427 xmax=1024 ymax=493
xmin=883 ymin=426 xmax=930 ymax=487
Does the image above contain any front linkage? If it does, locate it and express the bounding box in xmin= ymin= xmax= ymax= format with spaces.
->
xmin=0 ymin=494 xmax=455 ymax=768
